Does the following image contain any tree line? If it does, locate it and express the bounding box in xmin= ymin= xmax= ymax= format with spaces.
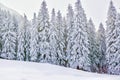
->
xmin=0 ymin=0 xmax=119 ymax=75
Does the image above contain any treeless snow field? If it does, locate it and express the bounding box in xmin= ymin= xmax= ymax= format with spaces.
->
xmin=0 ymin=59 xmax=119 ymax=80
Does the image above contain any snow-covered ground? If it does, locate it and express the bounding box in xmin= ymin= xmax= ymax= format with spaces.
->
xmin=0 ymin=59 xmax=119 ymax=80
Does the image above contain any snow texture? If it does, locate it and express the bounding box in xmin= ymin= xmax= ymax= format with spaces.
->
xmin=0 ymin=59 xmax=120 ymax=80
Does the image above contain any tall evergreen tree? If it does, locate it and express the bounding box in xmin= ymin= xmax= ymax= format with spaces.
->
xmin=62 ymin=17 xmax=68 ymax=67
xmin=30 ymin=13 xmax=38 ymax=62
xmin=56 ymin=10 xmax=65 ymax=66
xmin=66 ymin=4 xmax=74 ymax=67
xmin=49 ymin=9 xmax=58 ymax=64
xmin=17 ymin=14 xmax=31 ymax=61
xmin=12 ymin=16 xmax=19 ymax=55
xmin=37 ymin=1 xmax=51 ymax=63
xmin=87 ymin=19 xmax=99 ymax=72
xmin=1 ymin=12 xmax=17 ymax=60
xmin=97 ymin=23 xmax=106 ymax=73
xmin=107 ymin=13 xmax=120 ymax=75
xmin=17 ymin=25 xmax=25 ymax=61
xmin=70 ymin=0 xmax=90 ymax=71
xmin=0 ymin=9 xmax=4 ymax=54
xmin=23 ymin=14 xmax=31 ymax=61
xmin=106 ymin=1 xmax=117 ymax=74
xmin=113 ymin=13 xmax=120 ymax=75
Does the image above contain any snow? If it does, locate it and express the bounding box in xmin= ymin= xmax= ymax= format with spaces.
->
xmin=0 ymin=3 xmax=23 ymax=23
xmin=0 ymin=59 xmax=119 ymax=80
xmin=0 ymin=3 xmax=23 ymax=26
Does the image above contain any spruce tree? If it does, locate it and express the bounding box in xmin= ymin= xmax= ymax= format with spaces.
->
xmin=70 ymin=0 xmax=90 ymax=71
xmin=62 ymin=17 xmax=68 ymax=67
xmin=56 ymin=10 xmax=65 ymax=66
xmin=106 ymin=1 xmax=117 ymax=74
xmin=66 ymin=4 xmax=74 ymax=67
xmin=97 ymin=23 xmax=106 ymax=73
xmin=0 ymin=9 xmax=4 ymax=54
xmin=49 ymin=9 xmax=58 ymax=64
xmin=17 ymin=25 xmax=25 ymax=61
xmin=23 ymin=14 xmax=31 ymax=61
xmin=87 ymin=19 xmax=99 ymax=72
xmin=17 ymin=14 xmax=31 ymax=61
xmin=107 ymin=13 xmax=120 ymax=75
xmin=37 ymin=1 xmax=51 ymax=63
xmin=1 ymin=12 xmax=17 ymax=60
xmin=30 ymin=13 xmax=38 ymax=62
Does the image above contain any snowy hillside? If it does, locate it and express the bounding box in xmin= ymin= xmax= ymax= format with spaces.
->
xmin=0 ymin=59 xmax=119 ymax=80
xmin=0 ymin=3 xmax=23 ymax=22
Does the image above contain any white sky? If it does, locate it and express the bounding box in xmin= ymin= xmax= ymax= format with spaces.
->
xmin=0 ymin=0 xmax=120 ymax=29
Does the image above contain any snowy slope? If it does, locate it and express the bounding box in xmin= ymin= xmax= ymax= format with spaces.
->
xmin=0 ymin=3 xmax=23 ymax=22
xmin=0 ymin=59 xmax=120 ymax=80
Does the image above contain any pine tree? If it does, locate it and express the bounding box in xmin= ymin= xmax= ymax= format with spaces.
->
xmin=106 ymin=1 xmax=117 ymax=74
xmin=70 ymin=0 xmax=90 ymax=71
xmin=97 ymin=23 xmax=106 ymax=73
xmin=37 ymin=1 xmax=51 ymax=63
xmin=107 ymin=13 xmax=120 ymax=75
xmin=49 ymin=9 xmax=58 ymax=64
xmin=0 ymin=9 xmax=4 ymax=54
xmin=17 ymin=14 xmax=31 ymax=61
xmin=62 ymin=17 xmax=68 ymax=67
xmin=17 ymin=26 xmax=24 ymax=61
xmin=1 ymin=12 xmax=17 ymax=60
xmin=87 ymin=19 xmax=99 ymax=72
xmin=30 ymin=13 xmax=38 ymax=62
xmin=12 ymin=16 xmax=19 ymax=55
xmin=66 ymin=4 xmax=74 ymax=67
xmin=56 ymin=10 xmax=65 ymax=66
xmin=23 ymin=14 xmax=31 ymax=61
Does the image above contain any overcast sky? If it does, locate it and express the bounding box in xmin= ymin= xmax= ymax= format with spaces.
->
xmin=0 ymin=0 xmax=120 ymax=29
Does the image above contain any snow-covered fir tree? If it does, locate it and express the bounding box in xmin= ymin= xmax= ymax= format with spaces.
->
xmin=62 ymin=17 xmax=68 ymax=67
xmin=17 ymin=14 xmax=31 ymax=61
xmin=12 ymin=16 xmax=19 ymax=54
xmin=107 ymin=13 xmax=120 ymax=75
xmin=0 ymin=0 xmax=120 ymax=75
xmin=17 ymin=24 xmax=25 ymax=61
xmin=23 ymin=14 xmax=31 ymax=61
xmin=30 ymin=13 xmax=38 ymax=62
xmin=66 ymin=4 xmax=74 ymax=67
xmin=106 ymin=1 xmax=117 ymax=74
xmin=37 ymin=1 xmax=51 ymax=63
xmin=1 ymin=12 xmax=17 ymax=60
xmin=97 ymin=23 xmax=106 ymax=73
xmin=56 ymin=10 xmax=65 ymax=66
xmin=87 ymin=19 xmax=99 ymax=72
xmin=0 ymin=9 xmax=4 ymax=54
xmin=70 ymin=0 xmax=90 ymax=71
xmin=49 ymin=8 xmax=58 ymax=64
